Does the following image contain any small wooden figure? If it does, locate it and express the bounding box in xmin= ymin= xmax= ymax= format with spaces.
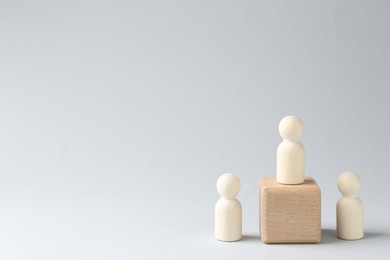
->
xmin=337 ymin=171 xmax=364 ymax=240
xmin=215 ymin=173 xmax=242 ymax=242
xmin=277 ymin=115 xmax=305 ymax=184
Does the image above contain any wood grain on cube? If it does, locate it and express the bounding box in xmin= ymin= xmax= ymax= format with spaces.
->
xmin=260 ymin=177 xmax=321 ymax=243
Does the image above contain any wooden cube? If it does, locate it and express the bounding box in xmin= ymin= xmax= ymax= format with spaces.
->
xmin=259 ymin=176 xmax=321 ymax=243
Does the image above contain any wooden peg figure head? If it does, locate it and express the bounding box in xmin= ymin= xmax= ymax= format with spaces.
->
xmin=217 ymin=173 xmax=240 ymax=199
xmin=338 ymin=171 xmax=361 ymax=197
xmin=279 ymin=115 xmax=304 ymax=142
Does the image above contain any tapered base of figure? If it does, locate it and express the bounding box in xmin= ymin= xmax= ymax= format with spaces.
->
xmin=215 ymin=199 xmax=242 ymax=242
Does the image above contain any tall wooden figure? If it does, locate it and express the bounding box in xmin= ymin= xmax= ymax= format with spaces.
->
xmin=277 ymin=115 xmax=305 ymax=184
xmin=215 ymin=173 xmax=242 ymax=242
xmin=337 ymin=171 xmax=364 ymax=240
xmin=260 ymin=115 xmax=321 ymax=243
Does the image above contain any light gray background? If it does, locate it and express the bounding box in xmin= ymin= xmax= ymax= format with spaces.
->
xmin=1 ymin=0 xmax=389 ymax=259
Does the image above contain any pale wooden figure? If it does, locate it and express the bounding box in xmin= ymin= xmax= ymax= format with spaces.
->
xmin=277 ymin=115 xmax=305 ymax=184
xmin=260 ymin=177 xmax=321 ymax=243
xmin=337 ymin=171 xmax=364 ymax=240
xmin=215 ymin=173 xmax=242 ymax=242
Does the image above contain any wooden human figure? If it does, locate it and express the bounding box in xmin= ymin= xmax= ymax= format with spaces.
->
xmin=215 ymin=173 xmax=242 ymax=241
xmin=276 ymin=115 xmax=305 ymax=184
xmin=337 ymin=171 xmax=364 ymax=240
xmin=260 ymin=115 xmax=321 ymax=243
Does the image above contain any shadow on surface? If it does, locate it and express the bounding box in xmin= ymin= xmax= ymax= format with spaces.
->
xmin=363 ymin=232 xmax=388 ymax=239
xmin=321 ymin=229 xmax=387 ymax=244
xmin=241 ymin=234 xmax=260 ymax=241
xmin=321 ymin=229 xmax=338 ymax=244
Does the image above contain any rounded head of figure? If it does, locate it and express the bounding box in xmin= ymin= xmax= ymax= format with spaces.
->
xmin=217 ymin=173 xmax=240 ymax=199
xmin=278 ymin=115 xmax=304 ymax=142
xmin=338 ymin=171 xmax=361 ymax=197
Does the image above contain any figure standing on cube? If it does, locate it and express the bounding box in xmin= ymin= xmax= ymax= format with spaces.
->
xmin=277 ymin=115 xmax=305 ymax=184
xmin=259 ymin=115 xmax=321 ymax=243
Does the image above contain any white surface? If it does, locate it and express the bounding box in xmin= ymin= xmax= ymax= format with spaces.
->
xmin=277 ymin=115 xmax=305 ymax=184
xmin=1 ymin=0 xmax=390 ymax=259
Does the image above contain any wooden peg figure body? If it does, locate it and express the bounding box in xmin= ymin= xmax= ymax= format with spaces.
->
xmin=337 ymin=171 xmax=364 ymax=240
xmin=277 ymin=115 xmax=305 ymax=184
xmin=215 ymin=173 xmax=242 ymax=241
